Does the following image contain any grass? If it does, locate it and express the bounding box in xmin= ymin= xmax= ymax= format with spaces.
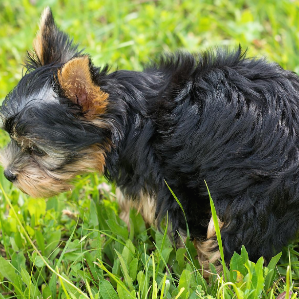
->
xmin=1 ymin=0 xmax=299 ymax=298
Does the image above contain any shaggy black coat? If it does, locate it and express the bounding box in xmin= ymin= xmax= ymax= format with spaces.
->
xmin=102 ymin=48 xmax=299 ymax=262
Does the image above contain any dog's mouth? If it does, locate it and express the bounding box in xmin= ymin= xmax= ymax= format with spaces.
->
xmin=16 ymin=184 xmax=28 ymax=195
xmin=9 ymin=168 xmax=73 ymax=198
xmin=15 ymin=179 xmax=72 ymax=198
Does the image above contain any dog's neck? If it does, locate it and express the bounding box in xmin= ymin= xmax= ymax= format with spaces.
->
xmin=102 ymin=69 xmax=164 ymax=197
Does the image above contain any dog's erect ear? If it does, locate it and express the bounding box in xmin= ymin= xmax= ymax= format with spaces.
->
xmin=31 ymin=7 xmax=80 ymax=67
xmin=58 ymin=56 xmax=109 ymax=118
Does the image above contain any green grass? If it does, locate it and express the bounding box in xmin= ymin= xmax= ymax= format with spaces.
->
xmin=1 ymin=0 xmax=299 ymax=298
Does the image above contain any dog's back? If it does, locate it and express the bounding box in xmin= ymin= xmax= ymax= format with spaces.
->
xmin=143 ymin=48 xmax=299 ymax=261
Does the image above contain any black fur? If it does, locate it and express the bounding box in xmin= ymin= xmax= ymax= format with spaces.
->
xmin=2 ymin=8 xmax=299 ymax=264
xmin=102 ymin=48 xmax=299 ymax=262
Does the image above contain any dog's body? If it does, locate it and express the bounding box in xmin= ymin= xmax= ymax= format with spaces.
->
xmin=2 ymin=8 xmax=299 ymax=272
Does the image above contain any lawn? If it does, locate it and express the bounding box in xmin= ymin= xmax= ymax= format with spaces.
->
xmin=0 ymin=0 xmax=299 ymax=298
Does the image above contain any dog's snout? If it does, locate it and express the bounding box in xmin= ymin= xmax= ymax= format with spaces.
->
xmin=4 ymin=169 xmax=17 ymax=182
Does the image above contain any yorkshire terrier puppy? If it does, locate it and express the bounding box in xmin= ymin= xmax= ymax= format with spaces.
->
xmin=2 ymin=7 xmax=299 ymax=274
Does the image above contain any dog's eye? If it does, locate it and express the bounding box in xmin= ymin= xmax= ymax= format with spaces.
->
xmin=28 ymin=145 xmax=46 ymax=157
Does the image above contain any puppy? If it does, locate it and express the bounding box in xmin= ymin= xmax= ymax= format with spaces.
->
xmin=2 ymin=8 xmax=299 ymax=274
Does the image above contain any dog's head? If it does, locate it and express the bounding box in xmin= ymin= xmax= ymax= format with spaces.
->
xmin=0 ymin=8 xmax=111 ymax=197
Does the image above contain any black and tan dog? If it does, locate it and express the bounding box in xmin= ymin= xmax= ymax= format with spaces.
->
xmin=2 ymin=7 xmax=299 ymax=274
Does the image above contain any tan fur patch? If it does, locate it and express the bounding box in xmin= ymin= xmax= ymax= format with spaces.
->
xmin=64 ymin=145 xmax=107 ymax=175
xmin=195 ymin=216 xmax=224 ymax=278
xmin=58 ymin=56 xmax=109 ymax=118
xmin=116 ymin=188 xmax=156 ymax=227
xmin=207 ymin=216 xmax=223 ymax=239
xmin=33 ymin=7 xmax=51 ymax=65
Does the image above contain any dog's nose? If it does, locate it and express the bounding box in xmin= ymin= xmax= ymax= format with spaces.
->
xmin=4 ymin=169 xmax=17 ymax=182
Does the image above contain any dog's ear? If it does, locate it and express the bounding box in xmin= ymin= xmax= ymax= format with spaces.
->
xmin=32 ymin=7 xmax=80 ymax=66
xmin=58 ymin=56 xmax=109 ymax=119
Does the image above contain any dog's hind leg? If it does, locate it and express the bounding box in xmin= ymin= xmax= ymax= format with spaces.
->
xmin=194 ymin=216 xmax=224 ymax=278
xmin=219 ymin=194 xmax=299 ymax=263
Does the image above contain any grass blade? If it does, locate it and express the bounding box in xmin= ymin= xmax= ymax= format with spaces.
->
xmin=165 ymin=180 xmax=189 ymax=237
xmin=205 ymin=181 xmax=228 ymax=280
